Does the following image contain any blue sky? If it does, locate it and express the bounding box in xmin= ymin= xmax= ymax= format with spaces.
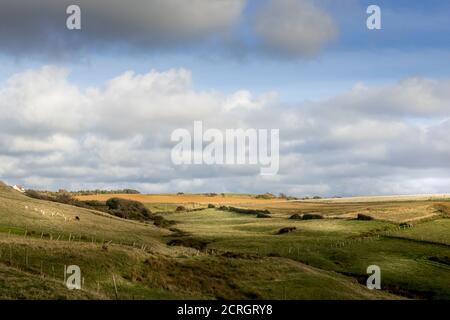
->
xmin=0 ymin=0 xmax=449 ymax=196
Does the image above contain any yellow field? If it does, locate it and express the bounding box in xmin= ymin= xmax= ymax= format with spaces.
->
xmin=75 ymin=192 xmax=450 ymax=223
xmin=316 ymin=194 xmax=450 ymax=203
xmin=243 ymin=200 xmax=444 ymax=223
xmin=75 ymin=193 xmax=283 ymax=205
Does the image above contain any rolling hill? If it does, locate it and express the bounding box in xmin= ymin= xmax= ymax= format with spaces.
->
xmin=2 ymin=182 xmax=449 ymax=299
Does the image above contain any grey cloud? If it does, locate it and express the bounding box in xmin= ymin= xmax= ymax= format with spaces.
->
xmin=252 ymin=0 xmax=338 ymax=58
xmin=0 ymin=0 xmax=245 ymax=57
xmin=0 ymin=0 xmax=341 ymax=60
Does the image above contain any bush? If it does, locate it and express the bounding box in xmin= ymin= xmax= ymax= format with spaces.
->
xmin=278 ymin=227 xmax=296 ymax=234
xmin=167 ymin=238 xmax=209 ymax=250
xmin=82 ymin=200 xmax=107 ymax=209
xmin=208 ymin=204 xmax=215 ymax=209
xmin=122 ymin=189 xmax=141 ymax=194
xmin=153 ymin=215 xmax=176 ymax=228
xmin=399 ymin=222 xmax=412 ymax=228
xmin=255 ymin=193 xmax=276 ymax=199
xmin=25 ymin=190 xmax=55 ymax=201
xmin=175 ymin=206 xmax=186 ymax=212
xmin=356 ymin=213 xmax=374 ymax=221
xmin=429 ymin=256 xmax=450 ymax=266
xmin=55 ymin=193 xmax=76 ymax=205
xmin=289 ymin=213 xmax=302 ymax=220
xmin=256 ymin=213 xmax=271 ymax=218
xmin=302 ymin=214 xmax=323 ymax=220
xmin=24 ymin=190 xmax=45 ymax=200
xmin=226 ymin=206 xmax=271 ymax=216
xmin=106 ymin=198 xmax=152 ymax=220
xmin=434 ymin=204 xmax=450 ymax=216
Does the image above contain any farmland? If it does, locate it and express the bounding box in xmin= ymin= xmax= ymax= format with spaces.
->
xmin=0 ymin=182 xmax=449 ymax=299
xmin=75 ymin=193 xmax=282 ymax=205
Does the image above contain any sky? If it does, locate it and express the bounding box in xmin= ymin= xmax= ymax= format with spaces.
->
xmin=0 ymin=0 xmax=449 ymax=196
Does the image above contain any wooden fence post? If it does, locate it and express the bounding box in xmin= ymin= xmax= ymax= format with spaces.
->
xmin=112 ymin=275 xmax=119 ymax=299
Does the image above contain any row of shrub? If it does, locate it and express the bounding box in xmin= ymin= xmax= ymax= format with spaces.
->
xmin=288 ymin=213 xmax=377 ymax=221
xmin=278 ymin=193 xmax=299 ymax=200
xmin=218 ymin=206 xmax=271 ymax=216
xmin=176 ymin=192 xmax=226 ymax=197
xmin=25 ymin=190 xmax=174 ymax=227
xmin=175 ymin=206 xmax=208 ymax=213
xmin=69 ymin=189 xmax=141 ymax=195
xmin=255 ymin=192 xmax=323 ymax=200
xmin=255 ymin=193 xmax=277 ymax=199
xmin=25 ymin=190 xmax=98 ymax=209
xmin=289 ymin=213 xmax=323 ymax=220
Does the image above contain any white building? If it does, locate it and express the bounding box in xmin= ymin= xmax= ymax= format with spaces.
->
xmin=12 ymin=185 xmax=26 ymax=193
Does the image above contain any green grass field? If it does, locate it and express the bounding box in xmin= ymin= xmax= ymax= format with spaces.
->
xmin=166 ymin=208 xmax=450 ymax=299
xmin=0 ymin=181 xmax=449 ymax=300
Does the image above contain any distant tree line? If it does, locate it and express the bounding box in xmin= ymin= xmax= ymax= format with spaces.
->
xmin=68 ymin=189 xmax=141 ymax=195
xmin=255 ymin=192 xmax=302 ymax=200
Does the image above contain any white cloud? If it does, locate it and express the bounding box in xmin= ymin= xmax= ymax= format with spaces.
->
xmin=0 ymin=66 xmax=89 ymax=134
xmin=0 ymin=66 xmax=449 ymax=196
xmin=8 ymin=135 xmax=79 ymax=153
xmin=223 ymin=90 xmax=277 ymax=111
xmin=321 ymin=78 xmax=450 ymax=118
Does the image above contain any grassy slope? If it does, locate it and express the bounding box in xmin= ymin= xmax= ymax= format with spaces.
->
xmin=0 ymin=182 xmax=171 ymax=247
xmin=389 ymin=219 xmax=450 ymax=245
xmin=243 ymin=200 xmax=443 ymax=223
xmin=167 ymin=208 xmax=450 ymax=299
xmin=0 ymin=182 xmax=398 ymax=300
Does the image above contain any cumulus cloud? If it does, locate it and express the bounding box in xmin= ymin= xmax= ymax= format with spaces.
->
xmin=223 ymin=90 xmax=277 ymax=111
xmin=252 ymin=0 xmax=338 ymax=58
xmin=0 ymin=66 xmax=278 ymax=191
xmin=0 ymin=66 xmax=89 ymax=134
xmin=0 ymin=66 xmax=449 ymax=196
